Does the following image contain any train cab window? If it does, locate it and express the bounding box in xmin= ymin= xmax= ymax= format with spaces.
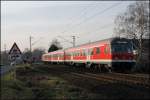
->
xmin=96 ymin=47 xmax=100 ymax=54
xmin=112 ymin=44 xmax=132 ymax=53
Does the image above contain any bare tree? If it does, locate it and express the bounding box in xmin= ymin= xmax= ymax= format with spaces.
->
xmin=114 ymin=1 xmax=149 ymax=67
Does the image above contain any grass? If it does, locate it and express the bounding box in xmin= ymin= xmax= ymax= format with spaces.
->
xmin=2 ymin=64 xmax=149 ymax=100
xmin=1 ymin=72 xmax=34 ymax=100
xmin=1 ymin=64 xmax=100 ymax=100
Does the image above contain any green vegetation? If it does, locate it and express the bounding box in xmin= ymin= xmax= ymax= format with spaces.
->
xmin=1 ymin=72 xmax=34 ymax=100
xmin=1 ymin=64 xmax=99 ymax=100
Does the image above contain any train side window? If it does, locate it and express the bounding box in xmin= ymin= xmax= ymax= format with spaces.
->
xmin=96 ymin=47 xmax=100 ymax=54
xmin=91 ymin=48 xmax=94 ymax=55
xmin=88 ymin=49 xmax=91 ymax=55
xmin=85 ymin=50 xmax=87 ymax=56
xmin=80 ymin=51 xmax=82 ymax=56
xmin=72 ymin=53 xmax=74 ymax=57
xmin=88 ymin=49 xmax=93 ymax=55
xmin=104 ymin=46 xmax=109 ymax=54
xmin=83 ymin=50 xmax=86 ymax=56
xmin=81 ymin=50 xmax=83 ymax=56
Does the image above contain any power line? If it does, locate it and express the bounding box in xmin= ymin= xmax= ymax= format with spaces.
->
xmin=62 ymin=1 xmax=123 ymax=34
xmin=57 ymin=35 xmax=73 ymax=44
xmin=41 ymin=2 xmax=123 ymax=49
xmin=86 ymin=23 xmax=114 ymax=34
xmin=31 ymin=37 xmax=44 ymax=46
xmin=61 ymin=2 xmax=103 ymax=34
xmin=57 ymin=35 xmax=79 ymax=47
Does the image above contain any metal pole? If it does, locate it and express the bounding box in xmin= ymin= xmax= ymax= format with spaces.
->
xmin=29 ymin=36 xmax=33 ymax=64
xmin=4 ymin=44 xmax=6 ymax=53
xmin=72 ymin=36 xmax=75 ymax=47
xmin=29 ymin=36 xmax=32 ymax=52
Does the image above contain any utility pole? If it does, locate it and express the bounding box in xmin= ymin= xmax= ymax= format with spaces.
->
xmin=72 ymin=36 xmax=76 ymax=47
xmin=29 ymin=36 xmax=32 ymax=52
xmin=29 ymin=36 xmax=33 ymax=63
xmin=4 ymin=44 xmax=6 ymax=53
xmin=58 ymin=35 xmax=77 ymax=47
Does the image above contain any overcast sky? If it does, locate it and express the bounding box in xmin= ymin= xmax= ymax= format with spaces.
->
xmin=1 ymin=1 xmax=136 ymax=52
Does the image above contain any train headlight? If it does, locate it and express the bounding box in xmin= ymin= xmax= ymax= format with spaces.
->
xmin=129 ymin=56 xmax=133 ymax=60
xmin=115 ymin=57 xmax=118 ymax=60
xmin=129 ymin=57 xmax=131 ymax=60
xmin=122 ymin=56 xmax=126 ymax=59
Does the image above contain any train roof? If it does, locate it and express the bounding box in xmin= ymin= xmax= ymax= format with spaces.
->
xmin=65 ymin=37 xmax=130 ymax=50
xmin=43 ymin=37 xmax=131 ymax=54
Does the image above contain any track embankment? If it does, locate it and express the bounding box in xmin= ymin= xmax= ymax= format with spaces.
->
xmin=31 ymin=64 xmax=150 ymax=99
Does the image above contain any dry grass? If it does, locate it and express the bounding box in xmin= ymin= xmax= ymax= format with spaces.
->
xmin=1 ymin=64 xmax=150 ymax=100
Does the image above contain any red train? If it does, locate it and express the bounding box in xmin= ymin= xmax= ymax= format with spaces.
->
xmin=42 ymin=38 xmax=136 ymax=72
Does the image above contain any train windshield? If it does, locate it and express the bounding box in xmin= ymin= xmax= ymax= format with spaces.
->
xmin=112 ymin=43 xmax=132 ymax=53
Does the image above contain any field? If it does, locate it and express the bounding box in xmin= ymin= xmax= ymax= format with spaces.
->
xmin=1 ymin=64 xmax=150 ymax=100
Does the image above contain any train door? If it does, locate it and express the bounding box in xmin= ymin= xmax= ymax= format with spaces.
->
xmin=70 ymin=52 xmax=73 ymax=61
xmin=86 ymin=48 xmax=90 ymax=62
xmin=93 ymin=47 xmax=100 ymax=60
xmin=104 ymin=44 xmax=111 ymax=59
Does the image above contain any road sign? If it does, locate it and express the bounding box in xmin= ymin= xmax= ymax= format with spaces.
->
xmin=8 ymin=42 xmax=22 ymax=61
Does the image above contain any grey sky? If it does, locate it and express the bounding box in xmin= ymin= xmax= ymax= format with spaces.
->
xmin=1 ymin=1 xmax=135 ymax=52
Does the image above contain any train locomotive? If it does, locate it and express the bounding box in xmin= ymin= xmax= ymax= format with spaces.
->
xmin=42 ymin=37 xmax=136 ymax=72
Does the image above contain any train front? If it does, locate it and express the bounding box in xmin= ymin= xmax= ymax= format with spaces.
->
xmin=110 ymin=38 xmax=136 ymax=72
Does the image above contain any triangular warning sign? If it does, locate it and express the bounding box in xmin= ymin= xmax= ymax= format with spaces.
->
xmin=8 ymin=42 xmax=22 ymax=55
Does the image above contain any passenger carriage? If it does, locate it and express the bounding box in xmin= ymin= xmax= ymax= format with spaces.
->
xmin=42 ymin=38 xmax=136 ymax=72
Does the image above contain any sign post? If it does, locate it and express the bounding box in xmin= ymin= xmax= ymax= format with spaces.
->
xmin=8 ymin=42 xmax=22 ymax=80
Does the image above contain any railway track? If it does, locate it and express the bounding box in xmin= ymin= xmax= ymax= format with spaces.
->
xmin=81 ymin=73 xmax=150 ymax=87
xmin=38 ymin=64 xmax=150 ymax=88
